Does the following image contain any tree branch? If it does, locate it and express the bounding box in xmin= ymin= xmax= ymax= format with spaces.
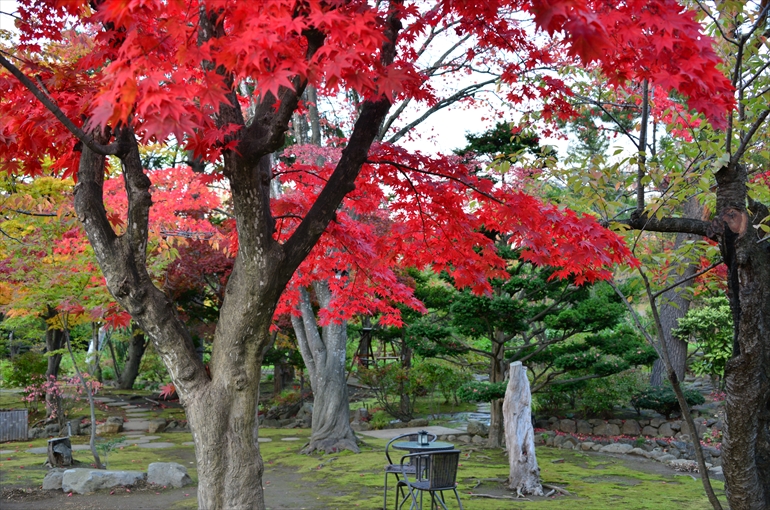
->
xmin=0 ymin=52 xmax=119 ymax=156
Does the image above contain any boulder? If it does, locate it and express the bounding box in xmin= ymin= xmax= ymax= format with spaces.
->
xmin=42 ymin=468 xmax=66 ymax=490
xmin=457 ymin=435 xmax=471 ymax=443
xmin=580 ymin=442 xmax=595 ymax=451
xmin=147 ymin=462 xmax=193 ymax=488
xmin=408 ymin=418 xmax=429 ymax=428
xmin=658 ymin=422 xmax=676 ymax=437
xmin=599 ymin=443 xmax=634 ymax=454
xmin=558 ymin=436 xmax=578 ymax=449
xmin=650 ymin=418 xmax=666 ymax=428
xmin=148 ymin=419 xmax=168 ymax=434
xmin=28 ymin=427 xmax=46 ymax=439
xmin=44 ymin=424 xmax=60 ymax=436
xmin=656 ymin=454 xmax=677 ymax=462
xmin=621 ymin=420 xmax=641 ymax=436
xmin=471 ymin=435 xmax=486 ymax=445
xmin=466 ymin=420 xmax=489 ymax=437
xmin=641 ymin=426 xmax=658 ymax=436
xmin=62 ymin=469 xmax=146 ymax=494
xmin=96 ymin=422 xmax=121 ymax=435
xmin=558 ymin=419 xmax=576 ymax=434
xmin=576 ymin=420 xmax=593 ymax=435
xmin=628 ymin=448 xmax=646 ymax=456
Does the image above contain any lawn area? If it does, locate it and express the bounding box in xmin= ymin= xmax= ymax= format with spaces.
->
xmin=0 ymin=426 xmax=727 ymax=509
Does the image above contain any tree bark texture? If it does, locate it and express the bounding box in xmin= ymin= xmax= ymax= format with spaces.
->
xmin=118 ymin=327 xmax=147 ymax=390
xmin=650 ymin=198 xmax=703 ymax=386
xmin=716 ymin=164 xmax=770 ymax=510
xmin=44 ymin=307 xmax=64 ymax=425
xmin=62 ymin=5 xmax=402 ymax=507
xmin=291 ymin=283 xmax=359 ymax=454
xmin=487 ymin=332 xmax=506 ymax=448
xmin=503 ymin=361 xmax=543 ymax=496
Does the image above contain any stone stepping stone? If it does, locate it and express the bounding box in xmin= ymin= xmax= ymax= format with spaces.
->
xmin=182 ymin=441 xmax=195 ymax=446
xmin=105 ymin=402 xmax=131 ymax=407
xmin=257 ymin=438 xmax=273 ymax=443
xmin=0 ymin=449 xmax=17 ymax=454
xmin=93 ymin=397 xmax=115 ymax=403
xmin=137 ymin=442 xmax=175 ymax=449
xmin=280 ymin=437 xmax=300 ymax=442
xmin=123 ymin=420 xmax=151 ymax=431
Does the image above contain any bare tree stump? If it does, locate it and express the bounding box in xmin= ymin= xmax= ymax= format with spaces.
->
xmin=503 ymin=361 xmax=543 ymax=495
xmin=47 ymin=437 xmax=72 ymax=467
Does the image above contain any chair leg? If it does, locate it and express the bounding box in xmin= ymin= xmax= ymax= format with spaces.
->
xmin=452 ymin=488 xmax=463 ymax=510
xmin=384 ymin=473 xmax=388 ymax=510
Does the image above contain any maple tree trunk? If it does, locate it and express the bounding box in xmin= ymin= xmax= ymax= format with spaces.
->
xmin=487 ymin=335 xmax=506 ymax=448
xmin=118 ymin=328 xmax=147 ymax=390
xmin=44 ymin=307 xmax=64 ymax=425
xmin=503 ymin=362 xmax=542 ymax=495
xmin=291 ymin=283 xmax=359 ymax=454
xmin=716 ymin=164 xmax=770 ymax=510
xmin=650 ymin=199 xmax=703 ymax=386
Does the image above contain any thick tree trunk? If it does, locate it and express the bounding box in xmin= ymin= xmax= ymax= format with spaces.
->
xmin=291 ymin=283 xmax=359 ymax=454
xmin=717 ymin=164 xmax=770 ymax=510
xmin=118 ymin=327 xmax=147 ymax=390
xmin=487 ymin=334 xmax=506 ymax=448
xmin=650 ymin=199 xmax=703 ymax=386
xmin=503 ymin=361 xmax=542 ymax=495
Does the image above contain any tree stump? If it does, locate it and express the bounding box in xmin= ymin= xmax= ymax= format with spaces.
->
xmin=47 ymin=437 xmax=73 ymax=467
xmin=502 ymin=361 xmax=543 ymax=495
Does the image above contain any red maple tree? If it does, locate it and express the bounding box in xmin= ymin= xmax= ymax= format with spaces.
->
xmin=0 ymin=1 xmax=733 ymax=508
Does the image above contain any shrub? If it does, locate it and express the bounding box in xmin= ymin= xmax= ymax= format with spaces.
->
xmin=457 ymin=380 xmax=507 ymax=403
xmin=369 ymin=410 xmax=391 ymax=430
xmin=630 ymin=386 xmax=705 ymax=418
xmin=358 ymin=363 xmax=428 ymax=422
xmin=418 ymin=361 xmax=473 ymax=405
xmin=3 ymin=351 xmax=48 ymax=388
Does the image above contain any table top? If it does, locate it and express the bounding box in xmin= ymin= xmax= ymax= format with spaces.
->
xmin=391 ymin=441 xmax=455 ymax=452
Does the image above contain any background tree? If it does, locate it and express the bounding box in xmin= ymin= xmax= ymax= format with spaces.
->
xmin=0 ymin=1 xmax=734 ymax=508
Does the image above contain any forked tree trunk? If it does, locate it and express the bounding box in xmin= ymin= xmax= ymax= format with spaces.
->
xmin=503 ymin=361 xmax=542 ymax=496
xmin=717 ymin=164 xmax=770 ymax=510
xmin=487 ymin=334 xmax=506 ymax=448
xmin=291 ymin=283 xmax=359 ymax=454
xmin=118 ymin=327 xmax=147 ymax=390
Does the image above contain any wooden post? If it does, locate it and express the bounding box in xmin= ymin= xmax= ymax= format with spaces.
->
xmin=503 ymin=361 xmax=543 ymax=495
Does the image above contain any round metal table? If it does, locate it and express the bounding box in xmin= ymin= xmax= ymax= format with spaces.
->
xmin=391 ymin=440 xmax=455 ymax=453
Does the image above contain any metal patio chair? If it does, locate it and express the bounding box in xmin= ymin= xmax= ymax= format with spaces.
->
xmin=383 ymin=432 xmax=437 ymax=510
xmin=395 ymin=449 xmax=463 ymax=510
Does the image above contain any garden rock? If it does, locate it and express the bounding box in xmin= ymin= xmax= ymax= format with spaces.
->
xmin=471 ymin=435 xmax=485 ymax=445
xmin=66 ymin=419 xmax=81 ymax=436
xmin=657 ymin=454 xmax=677 ymax=463
xmin=558 ymin=419 xmax=576 ymax=434
xmin=62 ymin=469 xmax=146 ymax=494
xmin=44 ymin=424 xmax=60 ymax=436
xmin=576 ymin=420 xmax=593 ymax=435
xmin=580 ymin=442 xmax=594 ymax=451
xmin=147 ymin=462 xmax=193 ymax=488
xmin=628 ymin=448 xmax=646 ymax=456
xmin=28 ymin=427 xmax=46 ymax=439
xmin=641 ymin=425 xmax=657 ymax=436
xmin=658 ymin=422 xmax=675 ymax=437
xmin=408 ymin=418 xmax=429 ymax=427
xmin=42 ymin=468 xmax=66 ymax=490
xmin=466 ymin=420 xmax=489 ymax=437
xmin=96 ymin=422 xmax=121 ymax=435
xmin=599 ymin=443 xmax=634 ymax=454
xmin=148 ymin=419 xmax=168 ymax=434
xmin=621 ymin=420 xmax=641 ymax=436
xmin=457 ymin=434 xmax=471 ymax=443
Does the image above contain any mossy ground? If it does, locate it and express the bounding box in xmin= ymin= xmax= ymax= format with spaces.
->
xmin=1 ymin=388 xmax=727 ymax=509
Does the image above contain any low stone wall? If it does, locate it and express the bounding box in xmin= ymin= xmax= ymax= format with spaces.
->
xmin=535 ymin=415 xmax=722 ymax=441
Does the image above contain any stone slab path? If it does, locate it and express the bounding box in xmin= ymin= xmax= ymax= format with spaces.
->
xmin=357 ymin=425 xmax=464 ymax=440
